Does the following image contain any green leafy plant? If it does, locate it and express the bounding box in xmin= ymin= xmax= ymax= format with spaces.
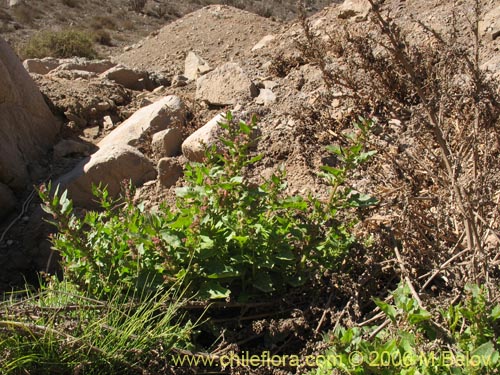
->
xmin=40 ymin=113 xmax=376 ymax=300
xmin=312 ymin=284 xmax=500 ymax=375
xmin=39 ymin=183 xmax=173 ymax=296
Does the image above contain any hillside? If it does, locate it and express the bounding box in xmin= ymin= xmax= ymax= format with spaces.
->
xmin=0 ymin=0 xmax=338 ymax=58
xmin=0 ymin=0 xmax=500 ymax=373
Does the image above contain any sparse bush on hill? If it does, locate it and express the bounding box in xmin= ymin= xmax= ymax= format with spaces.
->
xmin=298 ymin=0 xmax=500 ymax=289
xmin=20 ymin=29 xmax=97 ymax=59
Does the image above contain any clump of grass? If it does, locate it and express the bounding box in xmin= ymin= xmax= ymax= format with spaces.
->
xmin=20 ymin=29 xmax=97 ymax=59
xmin=0 ymin=277 xmax=194 ymax=374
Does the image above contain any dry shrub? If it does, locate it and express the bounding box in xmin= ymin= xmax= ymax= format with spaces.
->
xmin=11 ymin=3 xmax=35 ymax=25
xmin=128 ymin=0 xmax=147 ymax=13
xmin=90 ymin=15 xmax=117 ymax=31
xmin=20 ymin=29 xmax=97 ymax=59
xmin=297 ymin=0 xmax=500 ymax=294
xmin=61 ymin=0 xmax=79 ymax=8
xmin=92 ymin=29 xmax=112 ymax=46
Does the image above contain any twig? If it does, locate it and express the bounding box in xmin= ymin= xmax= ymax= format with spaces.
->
xmin=421 ymin=248 xmax=469 ymax=291
xmin=0 ymin=188 xmax=36 ymax=243
xmin=315 ymin=292 xmax=333 ymax=334
xmin=393 ymin=245 xmax=423 ymax=308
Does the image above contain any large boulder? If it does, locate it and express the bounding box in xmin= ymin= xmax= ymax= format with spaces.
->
xmin=196 ymin=63 xmax=259 ymax=106
xmin=99 ymin=95 xmax=186 ymax=149
xmin=56 ymin=144 xmax=156 ymax=207
xmin=0 ymin=37 xmax=59 ymax=191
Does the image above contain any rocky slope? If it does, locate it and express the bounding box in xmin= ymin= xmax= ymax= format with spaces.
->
xmin=0 ymin=0 xmax=499 ymax=308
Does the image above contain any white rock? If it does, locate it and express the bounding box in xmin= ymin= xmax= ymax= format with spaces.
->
xmin=103 ymin=115 xmax=114 ymax=130
xmin=100 ymin=64 xmax=152 ymax=91
xmin=99 ymin=96 xmax=186 ymax=149
xmin=196 ymin=63 xmax=259 ymax=106
xmin=9 ymin=0 xmax=23 ymax=7
xmin=23 ymin=58 xmax=60 ymax=75
xmin=184 ymin=51 xmax=211 ymax=81
xmin=182 ymin=113 xmax=226 ymax=162
xmin=338 ymin=0 xmax=371 ymax=21
xmin=251 ymin=34 xmax=276 ymax=51
xmin=255 ymin=89 xmax=276 ymax=106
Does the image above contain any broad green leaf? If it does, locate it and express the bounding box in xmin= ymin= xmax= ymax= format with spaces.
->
xmin=253 ymin=271 xmax=275 ymax=293
xmin=248 ymin=154 xmax=263 ymax=164
xmin=199 ymin=281 xmax=231 ymax=299
xmin=471 ymin=341 xmax=496 ymax=360
xmin=374 ymin=298 xmax=398 ymax=322
xmin=326 ymin=145 xmax=343 ymax=155
xmin=491 ymin=305 xmax=500 ymax=320
xmin=321 ymin=165 xmax=344 ymax=177
xmin=408 ymin=308 xmax=431 ymax=324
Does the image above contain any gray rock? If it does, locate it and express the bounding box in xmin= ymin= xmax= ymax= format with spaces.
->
xmin=196 ymin=63 xmax=259 ymax=106
xmin=56 ymin=144 xmax=156 ymax=208
xmin=158 ymin=157 xmax=183 ymax=188
xmin=151 ymin=128 xmax=183 ymax=159
xmin=100 ymin=64 xmax=153 ymax=91
xmin=53 ymin=139 xmax=90 ymax=159
xmin=0 ymin=37 xmax=59 ymax=191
